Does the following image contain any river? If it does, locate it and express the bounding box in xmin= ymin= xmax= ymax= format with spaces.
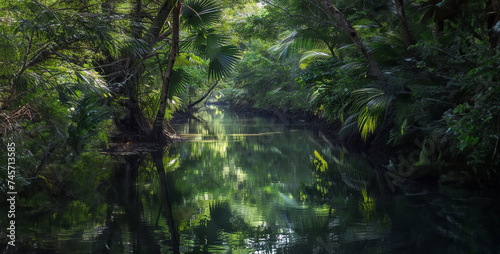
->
xmin=3 ymin=106 xmax=500 ymax=253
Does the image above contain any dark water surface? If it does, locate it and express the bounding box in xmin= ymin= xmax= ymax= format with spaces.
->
xmin=4 ymin=106 xmax=500 ymax=253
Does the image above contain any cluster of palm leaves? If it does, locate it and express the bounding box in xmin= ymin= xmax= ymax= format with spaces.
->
xmin=261 ymin=0 xmax=499 ymax=181
xmin=0 ymin=0 xmax=241 ymax=188
xmin=175 ymin=0 xmax=240 ymax=91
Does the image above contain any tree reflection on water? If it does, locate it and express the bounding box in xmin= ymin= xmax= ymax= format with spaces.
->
xmin=5 ymin=106 xmax=500 ymax=253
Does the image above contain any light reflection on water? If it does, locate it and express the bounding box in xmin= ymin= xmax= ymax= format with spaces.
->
xmin=7 ymin=106 xmax=500 ymax=253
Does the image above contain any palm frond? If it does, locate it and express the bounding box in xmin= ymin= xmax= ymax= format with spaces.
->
xmin=174 ymin=53 xmax=199 ymax=68
xmin=205 ymin=32 xmax=229 ymax=59
xmin=299 ymin=50 xmax=332 ymax=69
xmin=339 ymin=114 xmax=360 ymax=142
xmin=367 ymin=34 xmax=405 ymax=67
xmin=119 ymin=38 xmax=150 ymax=58
xmin=208 ymin=45 xmax=240 ymax=80
xmin=351 ymin=88 xmax=386 ymax=111
xmin=142 ymin=91 xmax=161 ymax=121
xmin=182 ymin=0 xmax=221 ymax=28
xmin=68 ymin=95 xmax=110 ymax=151
xmin=351 ymin=88 xmax=392 ymax=140
xmin=293 ymin=33 xmax=326 ymax=50
xmin=54 ymin=68 xmax=110 ymax=105
xmin=268 ymin=41 xmax=292 ymax=62
xmin=73 ymin=70 xmax=110 ymax=98
xmin=186 ymin=28 xmax=229 ymax=59
xmin=299 ymin=51 xmax=330 ymax=63
xmin=270 ymin=30 xmax=331 ymax=62
xmin=181 ymin=27 xmax=240 ymax=81
xmin=339 ymin=61 xmax=365 ymax=70
xmin=358 ymin=106 xmax=379 ymax=140
xmin=168 ymin=68 xmax=190 ymax=99
xmin=268 ymin=31 xmax=299 ymax=61
xmin=168 ymin=96 xmax=182 ymax=111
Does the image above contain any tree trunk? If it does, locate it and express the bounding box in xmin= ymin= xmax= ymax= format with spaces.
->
xmin=112 ymin=0 xmax=152 ymax=139
xmin=394 ymin=0 xmax=414 ymax=48
xmin=150 ymin=0 xmax=182 ymax=143
xmin=188 ymin=80 xmax=219 ymax=109
xmin=105 ymin=0 xmax=176 ymax=140
xmin=144 ymin=0 xmax=176 ymax=47
xmin=315 ymin=0 xmax=385 ymax=82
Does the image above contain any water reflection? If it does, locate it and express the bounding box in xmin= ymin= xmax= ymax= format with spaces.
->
xmin=5 ymin=106 xmax=500 ymax=253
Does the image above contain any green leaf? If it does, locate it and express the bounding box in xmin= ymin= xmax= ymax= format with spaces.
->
xmin=401 ymin=119 xmax=407 ymax=135
xmin=168 ymin=69 xmax=190 ymax=99
xmin=351 ymin=88 xmax=392 ymax=140
xmin=182 ymin=0 xmax=221 ymax=28
xmin=208 ymin=45 xmax=240 ymax=80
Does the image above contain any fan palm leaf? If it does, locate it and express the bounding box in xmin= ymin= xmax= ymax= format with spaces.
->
xmin=182 ymin=0 xmax=221 ymax=28
xmin=186 ymin=29 xmax=228 ymax=57
xmin=168 ymin=68 xmax=190 ymax=99
xmin=208 ymin=45 xmax=240 ymax=80
xmin=181 ymin=28 xmax=240 ymax=81
xmin=119 ymin=38 xmax=150 ymax=58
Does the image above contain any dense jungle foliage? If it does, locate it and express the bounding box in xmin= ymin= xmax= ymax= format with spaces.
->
xmin=218 ymin=0 xmax=500 ymax=186
xmin=0 ymin=0 xmax=499 ymax=200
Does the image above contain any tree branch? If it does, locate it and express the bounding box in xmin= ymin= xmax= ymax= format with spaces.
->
xmin=188 ymin=80 xmax=219 ymax=109
xmin=315 ymin=0 xmax=385 ymax=82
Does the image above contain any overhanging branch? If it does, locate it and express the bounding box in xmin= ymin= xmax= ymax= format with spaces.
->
xmin=188 ymin=80 xmax=219 ymax=109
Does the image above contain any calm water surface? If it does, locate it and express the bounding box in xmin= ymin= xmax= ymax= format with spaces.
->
xmin=5 ymin=106 xmax=500 ymax=253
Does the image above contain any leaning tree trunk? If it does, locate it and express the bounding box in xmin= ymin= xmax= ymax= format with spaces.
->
xmin=144 ymin=0 xmax=176 ymax=47
xmin=315 ymin=0 xmax=385 ymax=82
xmin=394 ymin=0 xmax=414 ymax=48
xmin=150 ymin=0 xmax=182 ymax=143
xmin=187 ymin=80 xmax=219 ymax=109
